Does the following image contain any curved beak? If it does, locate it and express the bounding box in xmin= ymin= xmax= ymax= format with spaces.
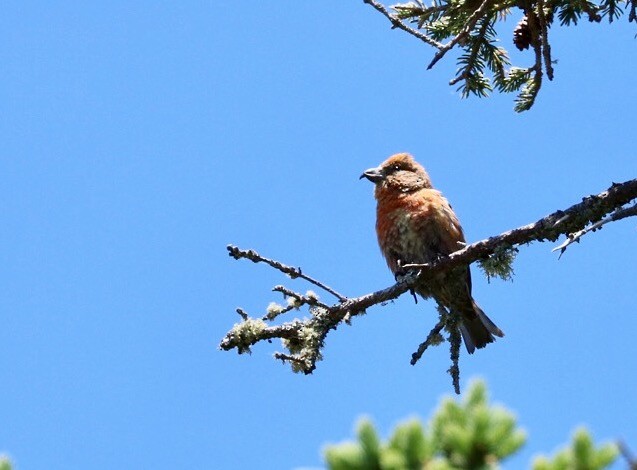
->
xmin=360 ymin=166 xmax=385 ymax=183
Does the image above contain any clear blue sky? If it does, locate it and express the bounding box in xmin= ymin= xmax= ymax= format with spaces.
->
xmin=1 ymin=2 xmax=635 ymax=469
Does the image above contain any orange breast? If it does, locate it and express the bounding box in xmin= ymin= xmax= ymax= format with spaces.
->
xmin=375 ymin=187 xmax=465 ymax=274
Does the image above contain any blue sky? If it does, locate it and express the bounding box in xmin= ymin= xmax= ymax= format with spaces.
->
xmin=1 ymin=2 xmax=635 ymax=469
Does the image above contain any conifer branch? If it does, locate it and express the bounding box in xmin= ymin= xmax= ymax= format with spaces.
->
xmin=221 ymin=178 xmax=637 ymax=393
xmin=537 ymin=0 xmax=555 ymax=80
xmin=361 ymin=0 xmax=634 ymax=110
xmin=428 ymin=0 xmax=492 ymax=70
xmin=362 ymin=0 xmax=443 ymax=48
xmin=448 ymin=15 xmax=493 ymax=91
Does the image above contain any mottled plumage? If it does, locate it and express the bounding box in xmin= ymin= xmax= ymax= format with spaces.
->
xmin=361 ymin=153 xmax=503 ymax=353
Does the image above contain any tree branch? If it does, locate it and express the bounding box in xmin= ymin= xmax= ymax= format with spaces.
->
xmin=361 ymin=0 xmax=634 ymax=111
xmin=552 ymin=202 xmax=637 ymax=257
xmin=227 ymin=245 xmax=347 ymax=301
xmin=362 ymin=0 xmax=443 ymax=48
xmin=537 ymin=0 xmax=555 ymax=80
xmin=428 ymin=0 xmax=492 ymax=70
xmin=448 ymin=15 xmax=493 ymax=89
xmin=220 ymin=178 xmax=637 ymax=392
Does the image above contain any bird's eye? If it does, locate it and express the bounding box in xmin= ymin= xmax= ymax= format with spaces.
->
xmin=393 ymin=165 xmax=401 ymax=172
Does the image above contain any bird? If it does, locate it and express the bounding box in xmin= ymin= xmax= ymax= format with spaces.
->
xmin=360 ymin=152 xmax=504 ymax=353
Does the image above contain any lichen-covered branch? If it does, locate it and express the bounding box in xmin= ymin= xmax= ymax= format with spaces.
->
xmin=404 ymin=179 xmax=637 ymax=269
xmin=220 ymin=178 xmax=637 ymax=392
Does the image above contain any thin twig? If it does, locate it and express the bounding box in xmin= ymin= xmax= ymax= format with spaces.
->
xmin=448 ymin=15 xmax=492 ymax=87
xmin=262 ymin=285 xmax=328 ymax=321
xmin=274 ymin=352 xmax=306 ymax=366
xmin=362 ymin=0 xmax=443 ymax=48
xmin=272 ymin=285 xmax=330 ymax=310
xmin=552 ymin=203 xmax=637 ymax=257
xmin=227 ymin=245 xmax=347 ymax=301
xmin=236 ymin=308 xmax=249 ymax=321
xmin=526 ymin=6 xmax=544 ymax=80
xmin=428 ymin=0 xmax=492 ymax=70
xmin=411 ymin=320 xmax=445 ymax=365
xmin=536 ymin=0 xmax=554 ymax=80
xmin=262 ymin=285 xmax=331 ymax=321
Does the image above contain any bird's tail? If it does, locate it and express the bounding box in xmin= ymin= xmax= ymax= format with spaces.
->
xmin=459 ymin=300 xmax=504 ymax=354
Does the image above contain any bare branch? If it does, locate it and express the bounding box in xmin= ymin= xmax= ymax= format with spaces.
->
xmin=362 ymin=0 xmax=444 ymax=48
xmin=221 ymin=178 xmax=637 ymax=392
xmin=236 ymin=308 xmax=249 ymax=321
xmin=226 ymin=245 xmax=347 ymax=301
xmin=537 ymin=0 xmax=555 ymax=80
xmin=552 ymin=203 xmax=637 ymax=257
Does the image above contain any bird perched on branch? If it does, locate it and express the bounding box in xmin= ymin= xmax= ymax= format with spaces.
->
xmin=360 ymin=153 xmax=504 ymax=353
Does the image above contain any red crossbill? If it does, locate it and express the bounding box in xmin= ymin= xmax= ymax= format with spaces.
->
xmin=361 ymin=153 xmax=504 ymax=353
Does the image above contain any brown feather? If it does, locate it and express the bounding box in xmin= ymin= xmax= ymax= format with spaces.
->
xmin=365 ymin=153 xmax=504 ymax=353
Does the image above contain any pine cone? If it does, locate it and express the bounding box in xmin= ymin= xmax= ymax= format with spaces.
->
xmin=513 ymin=15 xmax=532 ymax=51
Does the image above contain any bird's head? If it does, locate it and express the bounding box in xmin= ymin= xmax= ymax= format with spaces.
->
xmin=360 ymin=153 xmax=432 ymax=193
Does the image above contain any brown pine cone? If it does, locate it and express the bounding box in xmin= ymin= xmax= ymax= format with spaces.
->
xmin=513 ymin=15 xmax=532 ymax=51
